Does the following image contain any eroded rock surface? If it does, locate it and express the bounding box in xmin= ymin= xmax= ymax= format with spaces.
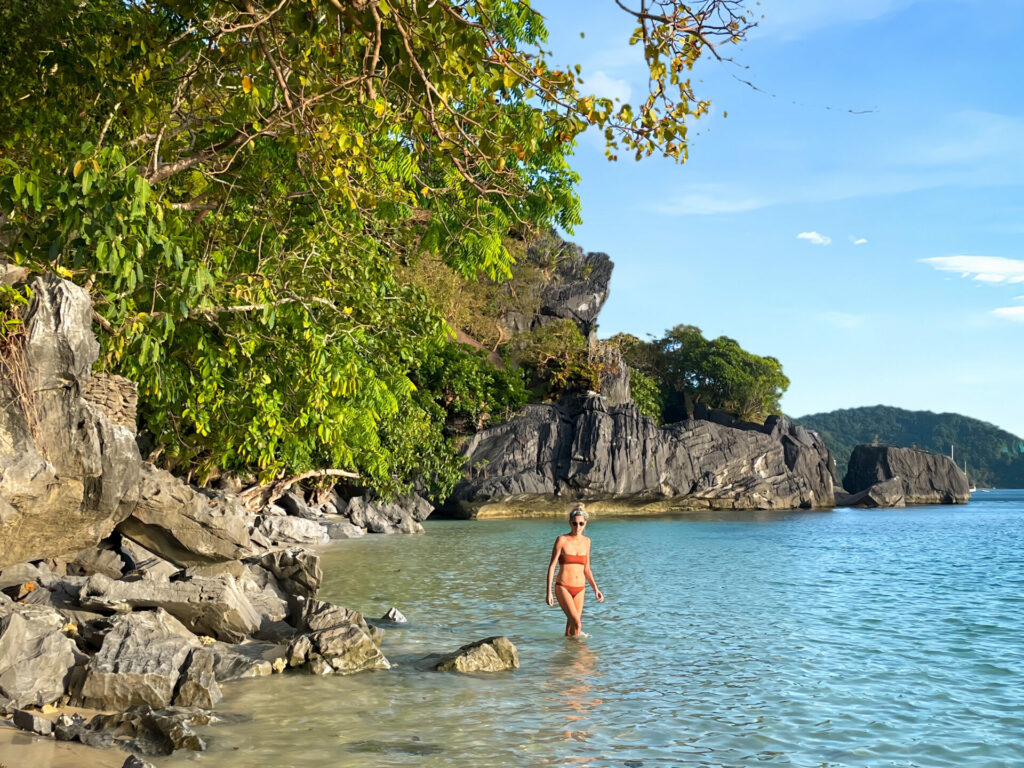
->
xmin=447 ymin=395 xmax=836 ymax=517
xmin=287 ymin=599 xmax=390 ymax=675
xmin=435 ymin=636 xmax=519 ymax=673
xmin=0 ymin=604 xmax=84 ymax=708
xmin=843 ymin=445 xmax=969 ymax=506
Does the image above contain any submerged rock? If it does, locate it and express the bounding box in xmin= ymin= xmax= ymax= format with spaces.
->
xmin=843 ymin=445 xmax=969 ymax=506
xmin=447 ymin=395 xmax=836 ymax=517
xmin=435 ymin=636 xmax=519 ymax=673
xmin=58 ymin=706 xmax=213 ymax=756
xmin=287 ymin=599 xmax=390 ymax=675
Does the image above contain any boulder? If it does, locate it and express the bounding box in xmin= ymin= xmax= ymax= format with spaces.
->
xmin=58 ymin=706 xmax=212 ymax=756
xmin=173 ymin=648 xmax=222 ymax=709
xmin=446 ymin=395 xmax=836 ymax=517
xmin=69 ymin=543 xmax=127 ymax=579
xmin=207 ymin=640 xmax=284 ymax=682
xmin=117 ymin=463 xmax=255 ymax=566
xmin=0 ymin=276 xmax=141 ymax=567
xmin=256 ymin=514 xmax=330 ymax=547
xmin=245 ymin=548 xmax=322 ymax=599
xmin=13 ymin=707 xmax=54 ymax=736
xmin=345 ymin=494 xmax=432 ymax=534
xmin=78 ymin=609 xmax=200 ymax=710
xmin=277 ymin=490 xmax=319 ymax=520
xmin=123 ymin=756 xmax=158 ymax=768
xmin=287 ymin=599 xmax=390 ymax=675
xmin=435 ymin=636 xmax=519 ymax=673
xmin=79 ymin=572 xmax=261 ymax=642
xmin=380 ymin=607 xmax=408 ymax=624
xmin=322 ymin=516 xmax=365 ymax=539
xmin=119 ymin=538 xmax=180 ymax=581
xmin=843 ymin=445 xmax=969 ymax=505
xmin=0 ymin=604 xmax=84 ymax=707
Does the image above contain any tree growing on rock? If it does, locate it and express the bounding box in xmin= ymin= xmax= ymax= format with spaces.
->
xmin=0 ymin=0 xmax=755 ymax=495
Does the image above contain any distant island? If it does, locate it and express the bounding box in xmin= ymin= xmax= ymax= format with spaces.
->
xmin=797 ymin=406 xmax=1024 ymax=489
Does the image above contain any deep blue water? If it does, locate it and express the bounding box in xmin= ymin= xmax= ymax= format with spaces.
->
xmin=175 ymin=490 xmax=1024 ymax=768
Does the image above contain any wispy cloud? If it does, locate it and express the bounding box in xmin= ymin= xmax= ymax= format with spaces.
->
xmin=850 ymin=236 xmax=868 ymax=245
xmin=654 ymin=187 xmax=765 ymax=215
xmin=797 ymin=231 xmax=831 ymax=246
xmin=992 ymin=306 xmax=1024 ymax=322
xmin=584 ymin=70 xmax=632 ymax=104
xmin=920 ymin=256 xmax=1024 ymax=284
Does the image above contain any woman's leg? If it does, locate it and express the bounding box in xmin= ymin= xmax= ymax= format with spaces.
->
xmin=572 ymin=589 xmax=586 ymax=635
xmin=555 ymin=585 xmax=582 ymax=636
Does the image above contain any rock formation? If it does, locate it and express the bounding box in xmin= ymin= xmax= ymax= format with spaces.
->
xmin=445 ymin=394 xmax=837 ymax=517
xmin=840 ymin=445 xmax=969 ymax=506
xmin=434 ymin=636 xmax=520 ymax=673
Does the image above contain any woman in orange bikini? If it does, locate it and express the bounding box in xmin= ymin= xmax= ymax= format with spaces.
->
xmin=546 ymin=505 xmax=604 ymax=636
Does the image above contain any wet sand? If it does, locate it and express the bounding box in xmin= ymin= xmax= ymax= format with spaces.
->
xmin=0 ymin=718 xmax=129 ymax=768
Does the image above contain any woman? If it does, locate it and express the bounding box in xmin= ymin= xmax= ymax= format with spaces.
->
xmin=546 ymin=505 xmax=604 ymax=636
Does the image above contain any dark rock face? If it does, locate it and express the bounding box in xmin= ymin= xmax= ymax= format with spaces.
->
xmin=843 ymin=445 xmax=969 ymax=505
xmin=0 ymin=276 xmax=142 ymax=567
xmin=57 ymin=706 xmax=213 ymax=756
xmin=501 ymin=233 xmax=613 ymax=338
xmin=435 ymin=636 xmax=519 ymax=673
xmin=447 ymin=395 xmax=836 ymax=516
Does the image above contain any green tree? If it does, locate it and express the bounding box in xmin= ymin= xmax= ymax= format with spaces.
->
xmin=1 ymin=0 xmax=752 ymax=494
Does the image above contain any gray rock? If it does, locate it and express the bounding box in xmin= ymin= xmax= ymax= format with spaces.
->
xmin=287 ymin=599 xmax=390 ymax=675
xmin=68 ymin=707 xmax=211 ymax=756
xmin=345 ymin=494 xmax=432 ymax=534
xmin=322 ymin=516 xmax=365 ymax=539
xmin=0 ymin=276 xmax=141 ymax=567
xmin=447 ymin=395 xmax=836 ymax=517
xmin=117 ymin=463 xmax=255 ymax=566
xmin=69 ymin=544 xmax=126 ymax=579
xmin=0 ymin=604 xmax=84 ymax=707
xmin=13 ymin=707 xmax=54 ymax=735
xmin=119 ymin=538 xmax=180 ymax=581
xmin=123 ymin=756 xmax=158 ymax=768
xmin=256 ymin=514 xmax=330 ymax=546
xmin=207 ymin=640 xmax=284 ymax=682
xmin=836 ymin=476 xmax=907 ymax=508
xmin=173 ymin=648 xmax=222 ymax=709
xmin=79 ymin=572 xmax=261 ymax=642
xmin=78 ymin=608 xmax=200 ymax=709
xmin=245 ymin=548 xmax=322 ymax=599
xmin=435 ymin=636 xmax=519 ymax=673
xmin=278 ymin=490 xmax=319 ymax=519
xmin=380 ymin=607 xmax=408 ymax=623
xmin=843 ymin=445 xmax=969 ymax=505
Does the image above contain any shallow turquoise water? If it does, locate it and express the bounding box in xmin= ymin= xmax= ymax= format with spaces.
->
xmin=171 ymin=490 xmax=1024 ymax=767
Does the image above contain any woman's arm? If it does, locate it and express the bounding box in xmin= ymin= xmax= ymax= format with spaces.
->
xmin=546 ymin=538 xmax=561 ymax=605
xmin=584 ymin=545 xmax=604 ymax=602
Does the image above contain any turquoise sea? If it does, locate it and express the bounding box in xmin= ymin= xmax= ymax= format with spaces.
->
xmin=170 ymin=490 xmax=1024 ymax=768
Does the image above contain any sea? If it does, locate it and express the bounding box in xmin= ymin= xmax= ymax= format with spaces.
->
xmin=164 ymin=490 xmax=1024 ymax=768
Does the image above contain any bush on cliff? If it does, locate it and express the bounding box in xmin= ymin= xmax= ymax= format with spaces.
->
xmin=0 ymin=0 xmax=752 ymax=494
xmin=610 ymin=326 xmax=789 ymax=424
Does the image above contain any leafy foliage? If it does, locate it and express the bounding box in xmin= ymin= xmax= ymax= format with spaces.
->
xmin=628 ymin=367 xmax=663 ymax=422
xmin=0 ymin=0 xmax=751 ymax=494
xmin=610 ymin=325 xmax=789 ymax=423
xmin=503 ymin=319 xmax=602 ymax=399
xmin=797 ymin=406 xmax=1024 ymax=488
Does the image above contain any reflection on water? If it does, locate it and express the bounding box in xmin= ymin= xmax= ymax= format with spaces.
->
xmin=154 ymin=491 xmax=1024 ymax=768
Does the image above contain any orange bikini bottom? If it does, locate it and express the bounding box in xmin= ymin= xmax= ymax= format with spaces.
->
xmin=556 ymin=583 xmax=585 ymax=597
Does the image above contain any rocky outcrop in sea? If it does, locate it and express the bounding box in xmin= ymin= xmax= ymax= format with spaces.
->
xmin=838 ymin=445 xmax=970 ymax=506
xmin=445 ymin=394 xmax=839 ymax=517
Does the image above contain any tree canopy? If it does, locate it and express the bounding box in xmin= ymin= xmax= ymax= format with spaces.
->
xmin=611 ymin=325 xmax=789 ymax=423
xmin=0 ymin=0 xmax=753 ymax=495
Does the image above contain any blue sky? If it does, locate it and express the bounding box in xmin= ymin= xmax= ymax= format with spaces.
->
xmin=532 ymin=0 xmax=1024 ymax=439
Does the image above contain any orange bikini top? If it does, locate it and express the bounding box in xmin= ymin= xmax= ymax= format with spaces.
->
xmin=559 ymin=552 xmax=587 ymax=565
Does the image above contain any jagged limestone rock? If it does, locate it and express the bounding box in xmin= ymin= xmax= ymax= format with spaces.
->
xmin=435 ymin=636 xmax=519 ymax=673
xmin=0 ymin=604 xmax=84 ymax=708
xmin=78 ymin=608 xmax=200 ymax=710
xmin=843 ymin=445 xmax=969 ymax=505
xmin=0 ymin=276 xmax=141 ymax=567
xmin=118 ymin=463 xmax=255 ymax=566
xmin=173 ymin=648 xmax=222 ymax=709
xmin=447 ymin=395 xmax=836 ymax=517
xmin=286 ymin=599 xmax=389 ymax=675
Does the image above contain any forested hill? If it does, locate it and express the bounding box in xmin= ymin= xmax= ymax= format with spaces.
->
xmin=797 ymin=406 xmax=1024 ymax=488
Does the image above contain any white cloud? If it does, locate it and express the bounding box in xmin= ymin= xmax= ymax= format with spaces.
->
xmin=920 ymin=256 xmax=1024 ymax=284
xmin=583 ymin=70 xmax=632 ymax=104
xmin=992 ymin=306 xmax=1024 ymax=322
xmin=850 ymin=236 xmax=868 ymax=245
xmin=797 ymin=231 xmax=831 ymax=246
xmin=654 ymin=186 xmax=765 ymax=215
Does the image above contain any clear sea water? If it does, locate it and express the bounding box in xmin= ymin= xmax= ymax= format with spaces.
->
xmin=164 ymin=490 xmax=1024 ymax=768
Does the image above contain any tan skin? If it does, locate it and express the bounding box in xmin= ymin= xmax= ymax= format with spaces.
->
xmin=546 ymin=515 xmax=604 ymax=636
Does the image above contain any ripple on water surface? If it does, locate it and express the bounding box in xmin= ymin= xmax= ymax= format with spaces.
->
xmin=160 ymin=491 xmax=1024 ymax=768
